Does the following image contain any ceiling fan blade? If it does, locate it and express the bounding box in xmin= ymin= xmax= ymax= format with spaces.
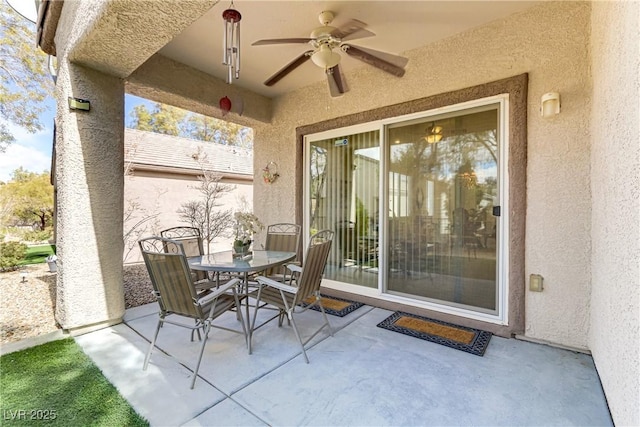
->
xmin=264 ymin=51 xmax=313 ymax=86
xmin=252 ymin=38 xmax=313 ymax=46
xmin=327 ymin=64 xmax=346 ymax=97
xmin=330 ymin=19 xmax=374 ymax=41
xmin=342 ymin=44 xmax=407 ymax=77
xmin=348 ymin=45 xmax=409 ymax=69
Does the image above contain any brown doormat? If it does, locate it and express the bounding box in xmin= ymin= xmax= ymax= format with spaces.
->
xmin=377 ymin=311 xmax=492 ymax=356
xmin=301 ymin=294 xmax=364 ymax=317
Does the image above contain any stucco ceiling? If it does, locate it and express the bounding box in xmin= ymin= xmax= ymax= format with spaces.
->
xmin=159 ymin=1 xmax=540 ymax=99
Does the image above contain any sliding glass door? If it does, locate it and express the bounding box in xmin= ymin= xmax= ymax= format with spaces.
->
xmin=386 ymin=105 xmax=500 ymax=314
xmin=307 ymin=129 xmax=380 ymax=289
xmin=305 ymin=97 xmax=505 ymax=319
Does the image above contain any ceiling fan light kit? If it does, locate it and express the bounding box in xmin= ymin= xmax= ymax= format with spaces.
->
xmin=252 ymin=10 xmax=408 ymax=97
xmin=311 ymin=45 xmax=341 ymax=69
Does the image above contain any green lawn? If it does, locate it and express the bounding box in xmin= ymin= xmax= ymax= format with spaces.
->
xmin=18 ymin=245 xmax=56 ymax=266
xmin=0 ymin=338 xmax=148 ymax=426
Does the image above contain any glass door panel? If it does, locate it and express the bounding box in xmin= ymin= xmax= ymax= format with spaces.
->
xmin=308 ymin=130 xmax=380 ymax=289
xmin=386 ymin=107 xmax=499 ymax=313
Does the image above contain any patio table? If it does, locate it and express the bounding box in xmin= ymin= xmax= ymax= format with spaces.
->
xmin=187 ymin=250 xmax=296 ymax=337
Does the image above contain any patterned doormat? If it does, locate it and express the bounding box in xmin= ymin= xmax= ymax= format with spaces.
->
xmin=377 ymin=311 xmax=492 ymax=356
xmin=301 ymin=294 xmax=364 ymax=317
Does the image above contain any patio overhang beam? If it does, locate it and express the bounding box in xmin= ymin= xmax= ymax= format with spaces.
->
xmin=36 ymin=0 xmax=63 ymax=56
xmin=64 ymin=0 xmax=217 ymax=79
xmin=127 ymin=54 xmax=272 ymax=125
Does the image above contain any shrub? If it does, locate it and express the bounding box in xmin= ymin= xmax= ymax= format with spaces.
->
xmin=0 ymin=242 xmax=28 ymax=271
xmin=22 ymin=228 xmax=53 ymax=243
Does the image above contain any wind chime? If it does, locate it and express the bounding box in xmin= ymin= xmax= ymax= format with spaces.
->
xmin=222 ymin=2 xmax=241 ymax=84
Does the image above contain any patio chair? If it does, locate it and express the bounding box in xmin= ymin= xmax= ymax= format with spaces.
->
xmin=139 ymin=236 xmax=247 ymax=389
xmin=160 ymin=226 xmax=210 ymax=285
xmin=263 ymin=223 xmax=301 ymax=279
xmin=249 ymin=230 xmax=334 ymax=363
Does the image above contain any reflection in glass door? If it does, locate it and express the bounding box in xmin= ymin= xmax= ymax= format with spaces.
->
xmin=308 ymin=130 xmax=380 ymax=289
xmin=386 ymin=106 xmax=500 ymax=313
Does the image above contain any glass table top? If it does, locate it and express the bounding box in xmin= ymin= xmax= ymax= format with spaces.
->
xmin=187 ymin=250 xmax=296 ymax=273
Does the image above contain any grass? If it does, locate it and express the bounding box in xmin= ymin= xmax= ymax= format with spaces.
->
xmin=0 ymin=338 xmax=148 ymax=426
xmin=18 ymin=245 xmax=56 ymax=266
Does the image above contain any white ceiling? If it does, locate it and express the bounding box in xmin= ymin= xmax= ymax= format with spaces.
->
xmin=159 ymin=1 xmax=540 ymax=99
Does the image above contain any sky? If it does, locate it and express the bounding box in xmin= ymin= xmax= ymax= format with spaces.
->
xmin=0 ymin=94 xmax=150 ymax=183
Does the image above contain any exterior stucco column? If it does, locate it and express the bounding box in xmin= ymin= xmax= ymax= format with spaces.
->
xmin=54 ymin=60 xmax=125 ymax=332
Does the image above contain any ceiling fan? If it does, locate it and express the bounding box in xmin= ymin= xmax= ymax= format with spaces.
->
xmin=252 ymin=11 xmax=409 ymax=97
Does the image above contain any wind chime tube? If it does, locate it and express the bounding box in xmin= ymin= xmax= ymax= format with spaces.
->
xmin=234 ymin=22 xmax=240 ymax=79
xmin=228 ymin=21 xmax=236 ymax=83
xmin=222 ymin=19 xmax=229 ymax=65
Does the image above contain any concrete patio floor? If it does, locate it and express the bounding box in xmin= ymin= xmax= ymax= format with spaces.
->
xmin=75 ymin=301 xmax=613 ymax=426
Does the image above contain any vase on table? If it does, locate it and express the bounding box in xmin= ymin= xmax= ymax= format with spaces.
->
xmin=232 ymin=240 xmax=252 ymax=258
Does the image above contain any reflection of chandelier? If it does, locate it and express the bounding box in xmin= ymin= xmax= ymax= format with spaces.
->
xmin=222 ymin=3 xmax=242 ymax=84
xmin=458 ymin=172 xmax=477 ymax=188
xmin=425 ymin=123 xmax=443 ymax=143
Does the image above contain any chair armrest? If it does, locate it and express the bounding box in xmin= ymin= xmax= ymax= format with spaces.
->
xmin=198 ymin=278 xmax=241 ymax=305
xmin=286 ymin=264 xmax=302 ymax=274
xmin=194 ymin=280 xmax=219 ymax=291
xmin=255 ymin=276 xmax=298 ymax=294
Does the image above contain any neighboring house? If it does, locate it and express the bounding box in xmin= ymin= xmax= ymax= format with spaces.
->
xmin=123 ymin=128 xmax=253 ymax=263
xmin=36 ymin=1 xmax=638 ymax=424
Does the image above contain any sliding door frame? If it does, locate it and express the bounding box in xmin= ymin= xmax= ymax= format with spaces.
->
xmin=296 ymin=74 xmax=527 ymax=337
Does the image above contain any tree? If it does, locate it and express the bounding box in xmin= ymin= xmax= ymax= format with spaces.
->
xmin=127 ymin=101 xmax=253 ymax=148
xmin=122 ymin=142 xmax=165 ymax=261
xmin=122 ymin=198 xmax=160 ymax=262
xmin=183 ymin=114 xmax=253 ymax=148
xmin=0 ymin=2 xmax=53 ymax=152
xmin=127 ymin=102 xmax=187 ymax=136
xmin=127 ymin=104 xmax=154 ymax=132
xmin=177 ymin=148 xmax=234 ymax=253
xmin=0 ymin=168 xmax=53 ymax=230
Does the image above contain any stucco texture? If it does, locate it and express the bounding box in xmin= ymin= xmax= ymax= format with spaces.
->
xmin=54 ymin=61 xmax=125 ymax=330
xmin=255 ymin=2 xmax=593 ymax=348
xmin=589 ymin=2 xmax=640 ymax=425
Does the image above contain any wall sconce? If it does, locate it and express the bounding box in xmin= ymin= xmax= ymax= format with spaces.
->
xmin=541 ymin=92 xmax=561 ymax=117
xmin=425 ymin=124 xmax=443 ymax=144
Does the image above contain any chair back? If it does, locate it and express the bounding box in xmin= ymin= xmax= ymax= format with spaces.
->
xmin=160 ymin=226 xmax=207 ymax=281
xmin=139 ymin=237 xmax=203 ymax=319
xmin=295 ymin=230 xmax=334 ymax=303
xmin=265 ymin=223 xmax=301 ymax=253
xmin=264 ymin=223 xmax=301 ymax=276
xmin=160 ymin=226 xmax=204 ymax=258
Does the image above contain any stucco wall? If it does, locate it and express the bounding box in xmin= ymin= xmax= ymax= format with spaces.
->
xmin=589 ymin=2 xmax=640 ymax=425
xmin=54 ymin=61 xmax=126 ymax=330
xmin=124 ymin=172 xmax=253 ymax=263
xmin=254 ymin=2 xmax=592 ymax=348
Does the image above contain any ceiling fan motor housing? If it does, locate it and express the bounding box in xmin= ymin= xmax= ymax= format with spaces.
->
xmin=318 ymin=10 xmax=334 ymax=26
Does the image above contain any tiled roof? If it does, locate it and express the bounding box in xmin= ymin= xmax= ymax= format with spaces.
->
xmin=124 ymin=128 xmax=253 ymax=176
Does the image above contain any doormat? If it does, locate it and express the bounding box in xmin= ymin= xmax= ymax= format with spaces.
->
xmin=376 ymin=311 xmax=492 ymax=356
xmin=301 ymin=294 xmax=364 ymax=317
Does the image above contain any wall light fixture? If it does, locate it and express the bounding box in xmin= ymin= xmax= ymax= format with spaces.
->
xmin=541 ymin=92 xmax=561 ymax=117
